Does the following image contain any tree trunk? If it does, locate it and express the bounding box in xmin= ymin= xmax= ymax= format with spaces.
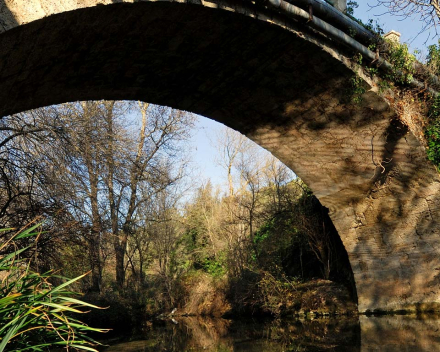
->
xmin=115 ymin=241 xmax=125 ymax=288
xmin=83 ymin=102 xmax=103 ymax=293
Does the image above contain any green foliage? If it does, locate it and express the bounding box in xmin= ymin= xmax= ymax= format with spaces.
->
xmin=350 ymin=54 xmax=367 ymax=103
xmin=350 ymin=73 xmax=366 ymax=104
xmin=182 ymin=228 xmax=198 ymax=253
xmin=346 ymin=6 xmax=423 ymax=100
xmin=427 ymin=41 xmax=440 ymax=76
xmin=0 ymin=225 xmax=106 ymax=352
xmin=385 ymin=41 xmax=416 ymax=84
xmin=430 ymin=94 xmax=440 ymax=120
xmin=362 ymin=19 xmax=384 ymax=37
xmin=252 ymin=213 xmax=308 ymax=280
xmin=253 ymin=218 xmax=274 ymax=245
xmin=346 ymin=4 xmax=384 ymax=39
xmin=80 ymin=292 xmax=135 ymax=334
xmin=350 ymin=39 xmax=418 ymax=103
xmin=346 ymin=1 xmax=358 ymax=16
xmin=377 ymin=79 xmax=391 ymax=93
xmin=350 ymin=53 xmax=385 ymax=102
xmin=203 ymin=256 xmax=226 ymax=278
xmin=424 ymin=124 xmax=440 ymax=169
xmin=425 ymin=95 xmax=440 ymax=170
xmin=253 ymin=220 xmax=275 ymax=261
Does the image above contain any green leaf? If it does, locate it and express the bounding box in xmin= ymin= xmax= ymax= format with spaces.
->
xmin=14 ymin=224 xmax=42 ymax=240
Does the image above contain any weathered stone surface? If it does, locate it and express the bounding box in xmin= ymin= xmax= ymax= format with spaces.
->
xmin=0 ymin=0 xmax=439 ymax=313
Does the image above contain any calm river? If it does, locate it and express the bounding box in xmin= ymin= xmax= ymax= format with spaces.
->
xmin=101 ymin=315 xmax=440 ymax=352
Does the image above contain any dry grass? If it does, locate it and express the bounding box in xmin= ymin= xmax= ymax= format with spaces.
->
xmin=182 ymin=273 xmax=231 ymax=317
xmin=382 ymin=87 xmax=431 ymax=145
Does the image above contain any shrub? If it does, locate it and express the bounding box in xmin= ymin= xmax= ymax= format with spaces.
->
xmin=378 ymin=40 xmax=416 ymax=85
xmin=427 ymin=41 xmax=440 ymax=76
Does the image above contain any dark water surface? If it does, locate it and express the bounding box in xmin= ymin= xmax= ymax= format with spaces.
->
xmin=100 ymin=315 xmax=440 ymax=352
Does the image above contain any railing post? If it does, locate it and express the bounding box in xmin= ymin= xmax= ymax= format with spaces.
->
xmin=327 ymin=0 xmax=347 ymax=13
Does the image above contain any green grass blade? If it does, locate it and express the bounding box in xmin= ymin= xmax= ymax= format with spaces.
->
xmin=14 ymin=224 xmax=42 ymax=240
xmin=57 ymin=296 xmax=104 ymax=310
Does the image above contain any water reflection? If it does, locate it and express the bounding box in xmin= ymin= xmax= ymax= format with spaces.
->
xmin=360 ymin=315 xmax=440 ymax=351
xmin=103 ymin=315 xmax=440 ymax=352
xmin=103 ymin=316 xmax=359 ymax=352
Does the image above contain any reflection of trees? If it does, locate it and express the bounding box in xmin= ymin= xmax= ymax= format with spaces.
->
xmin=105 ymin=315 xmax=440 ymax=352
xmin=176 ymin=316 xmax=232 ymax=351
xmin=108 ymin=317 xmax=361 ymax=352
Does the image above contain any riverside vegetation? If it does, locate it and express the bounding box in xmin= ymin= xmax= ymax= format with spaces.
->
xmin=0 ymin=224 xmax=107 ymax=351
xmin=0 ymin=101 xmax=358 ymax=349
xmin=346 ymin=1 xmax=440 ymax=173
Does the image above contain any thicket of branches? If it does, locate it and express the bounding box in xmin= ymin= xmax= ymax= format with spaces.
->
xmin=0 ymin=102 xmax=354 ymax=319
xmin=0 ymin=101 xmax=195 ymax=291
xmin=365 ymin=1 xmax=440 ymax=36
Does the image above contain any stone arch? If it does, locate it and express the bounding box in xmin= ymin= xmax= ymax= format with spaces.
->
xmin=1 ymin=1 xmax=440 ymax=312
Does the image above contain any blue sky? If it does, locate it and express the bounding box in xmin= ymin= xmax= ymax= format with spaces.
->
xmin=356 ymin=1 xmax=437 ymax=50
xmin=188 ymin=118 xmax=228 ymax=191
xmin=187 ymin=1 xmax=438 ymax=192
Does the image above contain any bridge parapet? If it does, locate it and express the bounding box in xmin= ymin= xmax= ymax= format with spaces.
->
xmin=327 ymin=0 xmax=346 ymax=12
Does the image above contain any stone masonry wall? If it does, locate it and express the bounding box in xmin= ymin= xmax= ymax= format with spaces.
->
xmin=0 ymin=0 xmax=439 ymax=312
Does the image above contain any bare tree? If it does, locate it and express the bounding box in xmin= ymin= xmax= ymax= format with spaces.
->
xmin=34 ymin=101 xmax=195 ymax=291
xmin=0 ymin=109 xmax=63 ymax=228
xmin=108 ymin=103 xmax=195 ymax=289
xmin=42 ymin=101 xmax=120 ymax=291
xmin=215 ymin=127 xmax=286 ymax=275
xmin=372 ymin=0 xmax=440 ymax=35
xmin=263 ymin=157 xmax=295 ymax=214
xmin=147 ymin=189 xmax=187 ymax=307
xmin=183 ymin=181 xmax=226 ymax=273
xmin=215 ymin=127 xmax=254 ymax=197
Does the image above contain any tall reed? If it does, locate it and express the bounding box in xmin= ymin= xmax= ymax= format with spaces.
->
xmin=0 ymin=224 xmax=107 ymax=351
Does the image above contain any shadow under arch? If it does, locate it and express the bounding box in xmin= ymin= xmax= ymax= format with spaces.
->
xmin=1 ymin=1 xmax=439 ymax=312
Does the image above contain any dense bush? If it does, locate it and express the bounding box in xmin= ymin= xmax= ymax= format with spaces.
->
xmin=426 ymin=95 xmax=440 ymax=170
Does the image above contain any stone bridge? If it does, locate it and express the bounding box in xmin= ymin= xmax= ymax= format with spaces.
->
xmin=1 ymin=0 xmax=439 ymax=313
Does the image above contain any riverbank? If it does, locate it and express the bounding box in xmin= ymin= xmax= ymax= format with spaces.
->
xmin=80 ymin=274 xmax=358 ymax=336
xmin=178 ymin=274 xmax=357 ymax=318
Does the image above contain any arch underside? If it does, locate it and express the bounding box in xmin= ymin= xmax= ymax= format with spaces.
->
xmin=1 ymin=1 xmax=440 ymax=312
